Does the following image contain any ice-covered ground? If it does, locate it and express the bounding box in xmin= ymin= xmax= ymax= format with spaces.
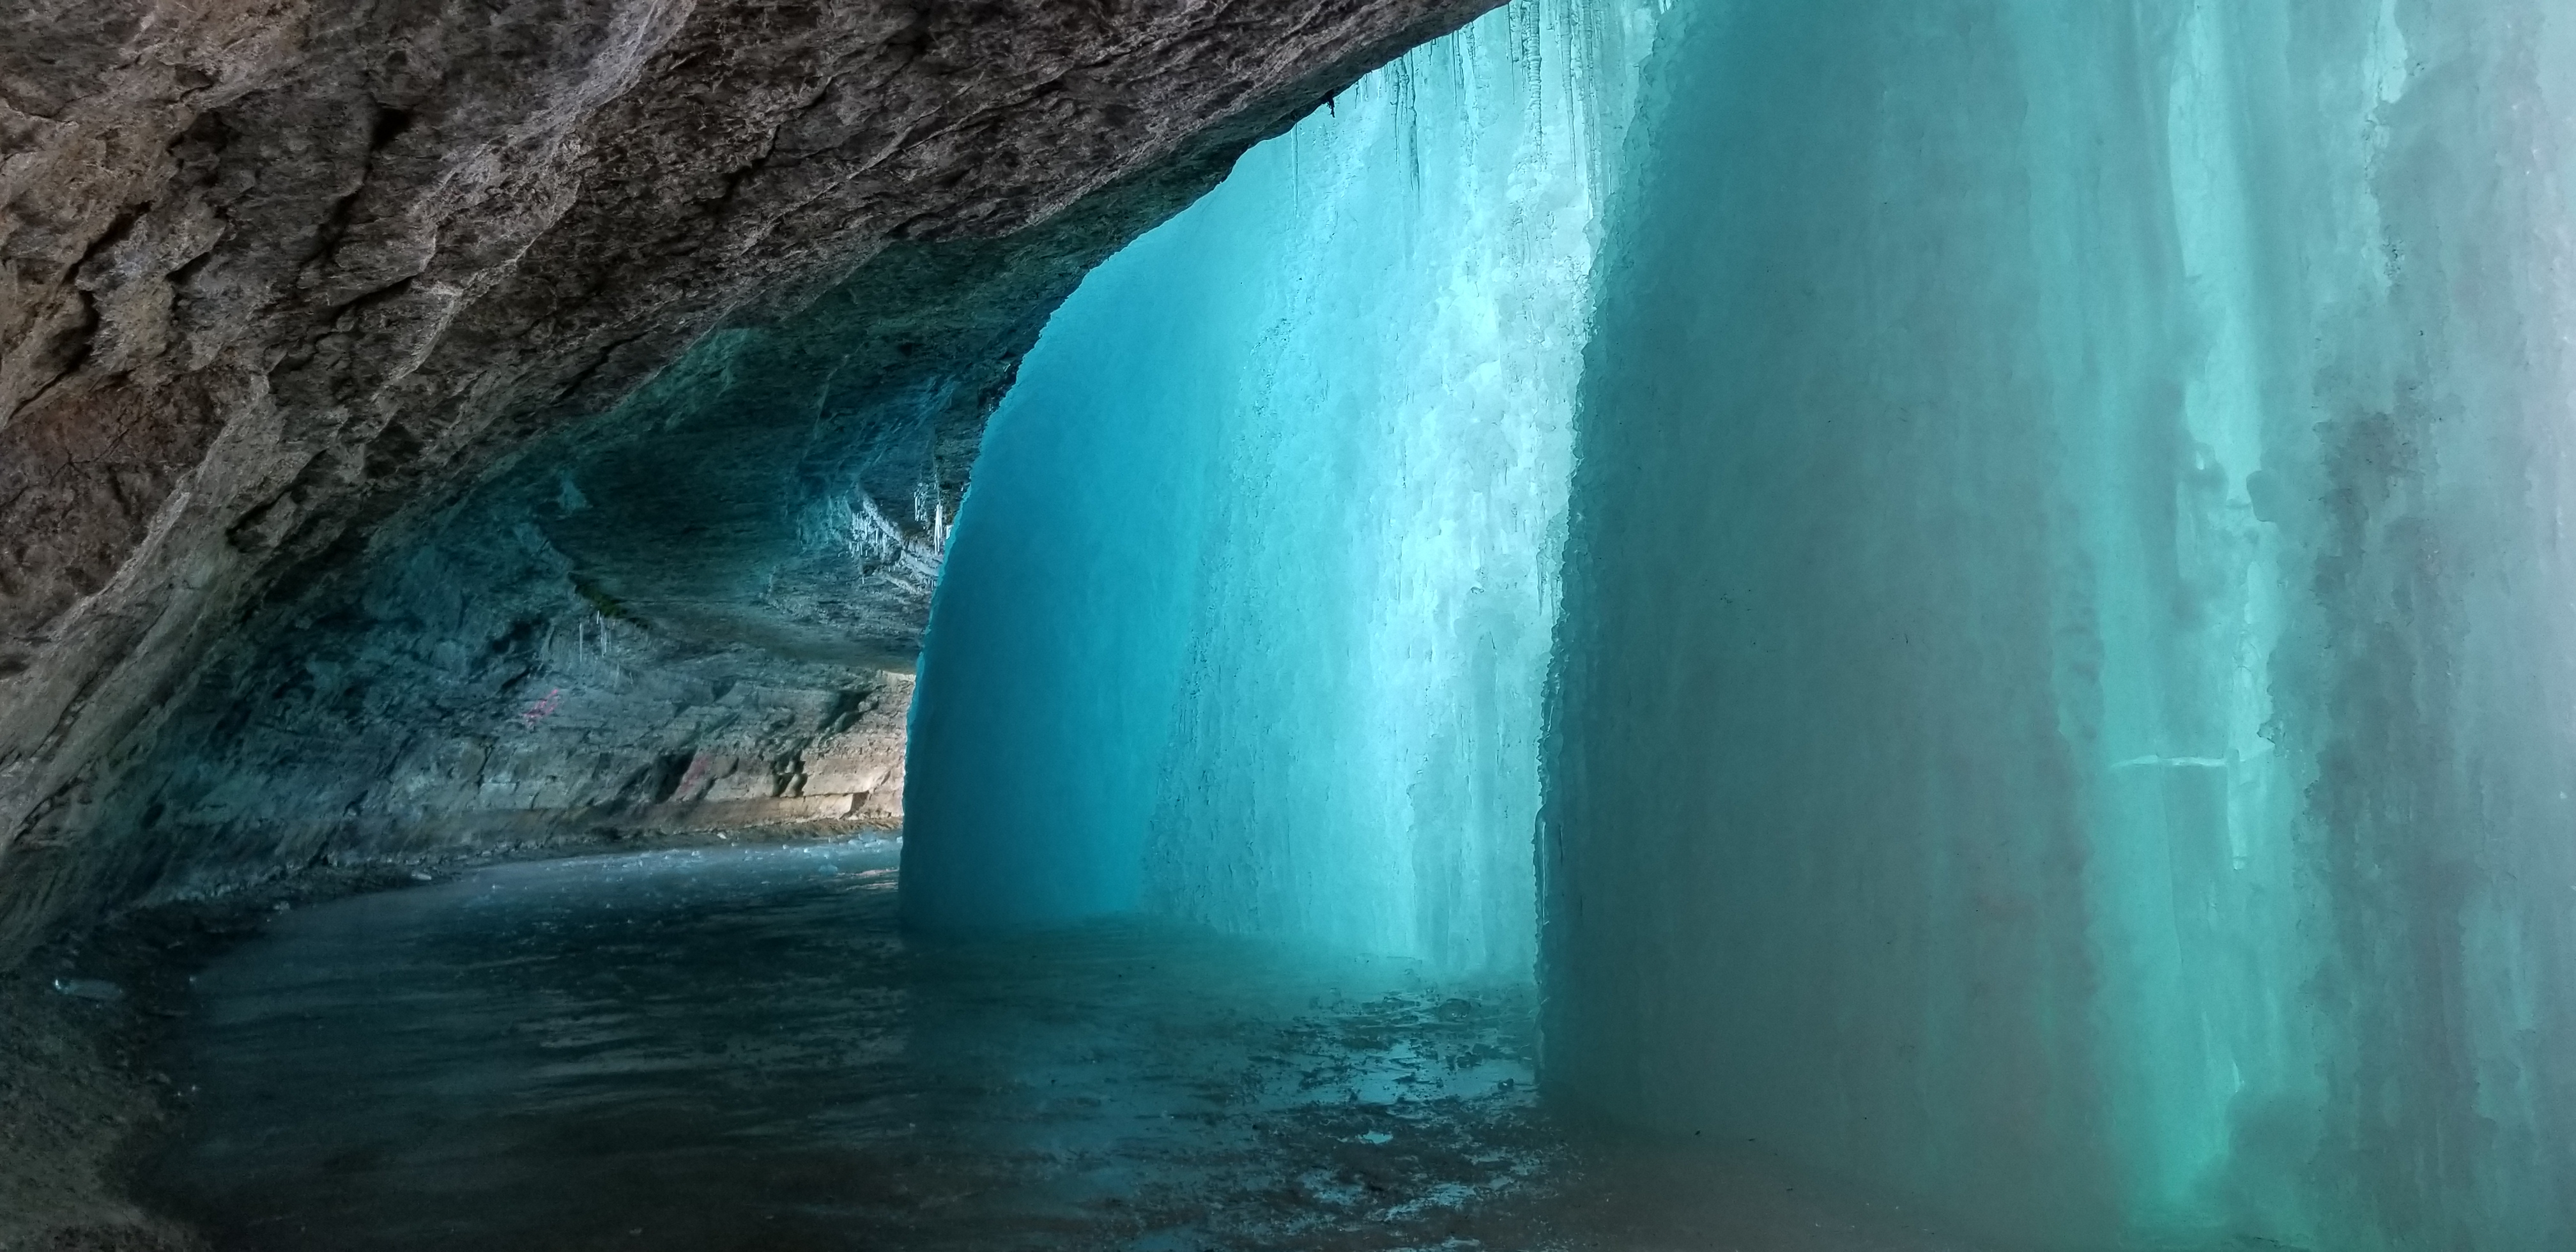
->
xmin=146 ymin=843 xmax=1976 ymax=1251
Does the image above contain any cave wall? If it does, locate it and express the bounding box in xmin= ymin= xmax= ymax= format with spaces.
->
xmin=0 ymin=0 xmax=1499 ymax=960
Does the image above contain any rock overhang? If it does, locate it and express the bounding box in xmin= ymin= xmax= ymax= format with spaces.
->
xmin=0 ymin=0 xmax=1504 ymax=961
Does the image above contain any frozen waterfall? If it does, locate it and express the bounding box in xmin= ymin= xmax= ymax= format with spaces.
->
xmin=901 ymin=0 xmax=1650 ymax=977
xmin=907 ymin=0 xmax=2576 ymax=1246
xmin=1549 ymin=2 xmax=2576 ymax=1249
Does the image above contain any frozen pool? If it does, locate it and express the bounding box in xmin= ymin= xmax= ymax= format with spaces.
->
xmin=144 ymin=841 xmax=1975 ymax=1251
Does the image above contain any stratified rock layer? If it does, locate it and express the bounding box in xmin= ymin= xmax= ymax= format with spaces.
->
xmin=0 ymin=0 xmax=1496 ymax=958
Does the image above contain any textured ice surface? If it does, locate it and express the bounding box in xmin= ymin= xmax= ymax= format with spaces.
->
xmin=901 ymin=0 xmax=1653 ymax=977
xmin=901 ymin=0 xmax=2576 ymax=1244
xmin=149 ymin=844 xmax=1981 ymax=1251
xmin=1547 ymin=2 xmax=2576 ymax=1248
xmin=150 ymin=844 xmax=1542 ymax=1249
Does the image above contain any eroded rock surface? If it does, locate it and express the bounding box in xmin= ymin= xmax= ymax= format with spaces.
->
xmin=0 ymin=0 xmax=1496 ymax=959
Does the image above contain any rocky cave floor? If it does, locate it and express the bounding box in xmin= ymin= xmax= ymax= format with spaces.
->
xmin=5 ymin=836 xmax=1981 ymax=1252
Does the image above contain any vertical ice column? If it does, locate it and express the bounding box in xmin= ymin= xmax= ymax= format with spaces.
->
xmin=1546 ymin=1 xmax=2576 ymax=1248
xmin=904 ymin=0 xmax=1653 ymax=977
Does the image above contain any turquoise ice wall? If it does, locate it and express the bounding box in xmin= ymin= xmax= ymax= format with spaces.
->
xmin=902 ymin=0 xmax=1652 ymax=976
xmin=1547 ymin=1 xmax=2576 ymax=1248
xmin=911 ymin=0 xmax=2576 ymax=1241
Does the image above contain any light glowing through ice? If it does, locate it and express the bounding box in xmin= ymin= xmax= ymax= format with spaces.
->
xmin=910 ymin=0 xmax=2576 ymax=1245
xmin=901 ymin=0 xmax=1653 ymax=977
xmin=1548 ymin=2 xmax=2576 ymax=1248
